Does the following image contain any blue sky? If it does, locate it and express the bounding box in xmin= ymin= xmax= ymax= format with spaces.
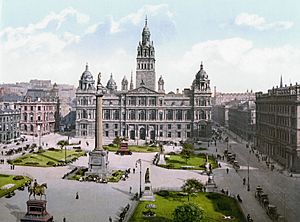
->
xmin=1 ymin=0 xmax=300 ymax=92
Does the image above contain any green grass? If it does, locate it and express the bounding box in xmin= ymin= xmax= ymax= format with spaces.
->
xmin=10 ymin=149 xmax=86 ymax=167
xmin=130 ymin=192 xmax=245 ymax=222
xmin=0 ymin=174 xmax=31 ymax=198
xmin=108 ymin=170 xmax=126 ymax=182
xmin=160 ymin=154 xmax=217 ymax=170
xmin=103 ymin=145 xmax=160 ymax=153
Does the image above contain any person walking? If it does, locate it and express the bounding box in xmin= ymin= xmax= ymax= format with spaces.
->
xmin=109 ymin=216 xmax=112 ymax=222
xmin=243 ymin=178 xmax=246 ymax=185
xmin=63 ymin=217 xmax=66 ymax=222
xmin=75 ymin=192 xmax=79 ymax=199
xmin=226 ymin=168 xmax=229 ymax=174
xmin=129 ymin=186 xmax=132 ymax=194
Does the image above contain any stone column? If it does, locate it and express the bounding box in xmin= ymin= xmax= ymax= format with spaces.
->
xmin=95 ymin=94 xmax=103 ymax=150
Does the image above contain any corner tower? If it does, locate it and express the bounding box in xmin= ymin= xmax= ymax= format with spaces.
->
xmin=136 ymin=17 xmax=156 ymax=90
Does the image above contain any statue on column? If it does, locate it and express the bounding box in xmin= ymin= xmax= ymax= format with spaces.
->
xmin=145 ymin=168 xmax=150 ymax=183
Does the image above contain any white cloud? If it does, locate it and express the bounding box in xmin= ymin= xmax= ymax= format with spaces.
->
xmin=160 ymin=38 xmax=300 ymax=92
xmin=85 ymin=23 xmax=101 ymax=34
xmin=109 ymin=4 xmax=174 ymax=34
xmin=235 ymin=13 xmax=293 ymax=30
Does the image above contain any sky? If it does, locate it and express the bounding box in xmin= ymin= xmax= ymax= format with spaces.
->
xmin=1 ymin=0 xmax=300 ymax=93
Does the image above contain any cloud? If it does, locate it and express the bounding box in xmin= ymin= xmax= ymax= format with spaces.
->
xmin=235 ymin=13 xmax=293 ymax=30
xmin=108 ymin=4 xmax=174 ymax=34
xmin=0 ymin=7 xmax=89 ymax=56
xmin=160 ymin=38 xmax=300 ymax=92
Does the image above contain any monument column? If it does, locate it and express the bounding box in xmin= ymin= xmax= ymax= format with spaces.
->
xmin=95 ymin=90 xmax=103 ymax=150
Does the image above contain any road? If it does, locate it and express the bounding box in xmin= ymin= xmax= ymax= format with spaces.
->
xmin=207 ymin=129 xmax=300 ymax=222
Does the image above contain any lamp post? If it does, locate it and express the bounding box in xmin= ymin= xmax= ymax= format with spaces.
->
xmin=136 ymin=158 xmax=142 ymax=197
xmin=38 ymin=124 xmax=41 ymax=148
xmin=247 ymin=151 xmax=250 ymax=191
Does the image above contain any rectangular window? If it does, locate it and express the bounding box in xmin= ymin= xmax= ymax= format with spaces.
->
xmin=105 ymin=124 xmax=109 ymax=128
xmin=38 ymin=106 xmax=41 ymax=111
xmin=159 ymin=132 xmax=163 ymax=137
xmin=114 ymin=124 xmax=118 ymax=129
xmin=187 ymin=132 xmax=191 ymax=138
xmin=187 ymin=124 xmax=190 ymax=130
xmin=160 ymin=125 xmax=163 ymax=130
xmin=105 ymin=131 xmax=109 ymax=137
xmin=177 ymin=124 xmax=181 ymax=130
xmin=168 ymin=132 xmax=171 ymax=138
xmin=177 ymin=132 xmax=181 ymax=138
xmin=168 ymin=124 xmax=171 ymax=129
xmin=115 ymin=131 xmax=118 ymax=137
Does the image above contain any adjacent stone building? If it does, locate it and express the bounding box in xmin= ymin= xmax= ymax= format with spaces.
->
xmin=256 ymin=83 xmax=300 ymax=172
xmin=0 ymin=103 xmax=20 ymax=143
xmin=17 ymin=85 xmax=60 ymax=136
xmin=228 ymin=100 xmax=256 ymax=143
xmin=76 ymin=19 xmax=212 ymax=142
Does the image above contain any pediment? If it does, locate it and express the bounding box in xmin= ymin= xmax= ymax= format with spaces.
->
xmin=128 ymin=86 xmax=158 ymax=94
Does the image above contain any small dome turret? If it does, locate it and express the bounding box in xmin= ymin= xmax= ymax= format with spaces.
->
xmin=106 ymin=73 xmax=117 ymax=91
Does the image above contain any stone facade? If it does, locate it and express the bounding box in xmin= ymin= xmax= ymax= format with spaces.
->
xmin=17 ymin=85 xmax=59 ymax=136
xmin=0 ymin=103 xmax=20 ymax=143
xmin=215 ymin=91 xmax=255 ymax=106
xmin=75 ymin=19 xmax=212 ymax=142
xmin=228 ymin=101 xmax=256 ymax=143
xmin=256 ymin=84 xmax=300 ymax=172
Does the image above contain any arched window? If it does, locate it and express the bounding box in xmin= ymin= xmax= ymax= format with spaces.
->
xmin=167 ymin=110 xmax=173 ymax=120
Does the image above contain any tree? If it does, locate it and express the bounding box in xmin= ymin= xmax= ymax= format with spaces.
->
xmin=173 ymin=203 xmax=204 ymax=222
xmin=181 ymin=143 xmax=194 ymax=164
xmin=57 ymin=140 xmax=69 ymax=149
xmin=181 ymin=179 xmax=204 ymax=201
xmin=113 ymin=136 xmax=121 ymax=146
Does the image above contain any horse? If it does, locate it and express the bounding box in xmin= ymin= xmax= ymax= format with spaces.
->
xmin=28 ymin=183 xmax=47 ymax=200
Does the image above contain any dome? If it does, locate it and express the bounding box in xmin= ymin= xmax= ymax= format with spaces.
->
xmin=196 ymin=62 xmax=208 ymax=80
xmin=81 ymin=63 xmax=93 ymax=81
xmin=106 ymin=73 xmax=117 ymax=90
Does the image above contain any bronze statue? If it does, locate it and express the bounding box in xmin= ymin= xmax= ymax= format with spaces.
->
xmin=145 ymin=168 xmax=150 ymax=183
xmin=28 ymin=181 xmax=47 ymax=200
xmin=97 ymin=72 xmax=101 ymax=85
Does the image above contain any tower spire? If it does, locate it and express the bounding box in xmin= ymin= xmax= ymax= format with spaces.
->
xmin=280 ymin=75 xmax=283 ymax=88
xmin=130 ymin=70 xmax=134 ymax=90
xmin=86 ymin=62 xmax=89 ymax=71
xmin=145 ymin=15 xmax=148 ymax=26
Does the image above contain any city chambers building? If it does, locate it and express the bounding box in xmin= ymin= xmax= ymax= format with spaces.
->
xmin=75 ymin=19 xmax=212 ymax=142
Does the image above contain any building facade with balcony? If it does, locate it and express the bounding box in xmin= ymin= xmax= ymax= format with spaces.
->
xmin=256 ymin=83 xmax=300 ymax=172
xmin=0 ymin=103 xmax=20 ymax=143
xmin=75 ymin=19 xmax=212 ymax=142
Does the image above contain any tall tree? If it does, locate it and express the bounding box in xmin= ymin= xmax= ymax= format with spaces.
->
xmin=173 ymin=203 xmax=204 ymax=222
xmin=181 ymin=179 xmax=204 ymax=201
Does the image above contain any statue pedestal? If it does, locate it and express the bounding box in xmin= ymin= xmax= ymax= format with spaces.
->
xmin=85 ymin=149 xmax=109 ymax=179
xmin=21 ymin=200 xmax=53 ymax=222
xmin=140 ymin=182 xmax=155 ymax=201
xmin=116 ymin=142 xmax=132 ymax=155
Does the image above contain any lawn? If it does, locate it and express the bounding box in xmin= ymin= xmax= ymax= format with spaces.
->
xmin=9 ymin=148 xmax=86 ymax=167
xmin=0 ymin=174 xmax=31 ymax=198
xmin=130 ymin=192 xmax=245 ymax=222
xmin=103 ymin=145 xmax=160 ymax=153
xmin=66 ymin=168 xmax=125 ymax=183
xmin=160 ymin=154 xmax=218 ymax=170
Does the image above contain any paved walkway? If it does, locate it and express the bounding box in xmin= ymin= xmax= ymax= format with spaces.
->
xmin=0 ymin=134 xmax=208 ymax=222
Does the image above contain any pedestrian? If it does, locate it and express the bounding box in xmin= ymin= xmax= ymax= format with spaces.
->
xmin=129 ymin=186 xmax=132 ymax=194
xmin=243 ymin=178 xmax=246 ymax=185
xmin=1 ymin=150 xmax=3 ymax=155
xmin=215 ymin=148 xmax=218 ymax=152
xmin=109 ymin=216 xmax=112 ymax=222
xmin=13 ymin=164 xmax=15 ymax=170
xmin=133 ymin=168 xmax=135 ymax=174
xmin=75 ymin=192 xmax=79 ymax=199
xmin=218 ymin=163 xmax=221 ymax=168
xmin=63 ymin=217 xmax=66 ymax=222
xmin=226 ymin=168 xmax=229 ymax=174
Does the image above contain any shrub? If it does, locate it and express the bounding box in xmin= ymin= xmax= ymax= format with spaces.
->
xmin=13 ymin=175 xmax=24 ymax=180
xmin=147 ymin=148 xmax=155 ymax=152
xmin=217 ymin=202 xmax=231 ymax=211
xmin=25 ymin=162 xmax=39 ymax=166
xmin=108 ymin=143 xmax=115 ymax=147
xmin=206 ymin=193 xmax=220 ymax=200
xmin=47 ymin=161 xmax=55 ymax=166
xmin=173 ymin=203 xmax=203 ymax=222
xmin=13 ymin=159 xmax=22 ymax=163
xmin=7 ymin=160 xmax=12 ymax=164
xmin=48 ymin=147 xmax=57 ymax=151
xmin=0 ymin=174 xmax=10 ymax=177
xmin=156 ymin=190 xmax=169 ymax=197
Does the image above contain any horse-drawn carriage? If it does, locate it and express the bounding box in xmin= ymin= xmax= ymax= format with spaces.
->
xmin=266 ymin=205 xmax=280 ymax=220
